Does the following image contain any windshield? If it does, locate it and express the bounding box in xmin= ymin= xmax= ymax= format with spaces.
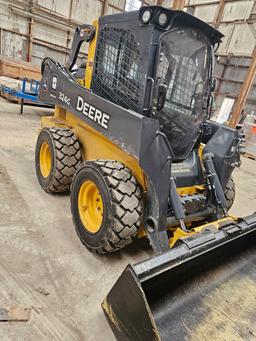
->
xmin=155 ymin=27 xmax=211 ymax=160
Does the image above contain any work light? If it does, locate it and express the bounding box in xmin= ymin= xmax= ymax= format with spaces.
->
xmin=158 ymin=12 xmax=168 ymax=27
xmin=141 ymin=9 xmax=152 ymax=24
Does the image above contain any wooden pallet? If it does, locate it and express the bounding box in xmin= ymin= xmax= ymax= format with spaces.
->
xmin=0 ymin=56 xmax=41 ymax=81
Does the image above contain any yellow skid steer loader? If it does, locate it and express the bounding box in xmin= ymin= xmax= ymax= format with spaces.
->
xmin=35 ymin=6 xmax=256 ymax=340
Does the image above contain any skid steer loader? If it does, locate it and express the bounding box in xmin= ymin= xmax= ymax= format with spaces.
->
xmin=35 ymin=6 xmax=256 ymax=340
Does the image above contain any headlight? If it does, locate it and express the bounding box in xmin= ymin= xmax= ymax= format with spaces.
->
xmin=141 ymin=9 xmax=152 ymax=24
xmin=158 ymin=12 xmax=168 ymax=27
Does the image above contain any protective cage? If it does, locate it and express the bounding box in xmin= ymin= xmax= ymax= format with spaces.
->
xmin=91 ymin=26 xmax=146 ymax=113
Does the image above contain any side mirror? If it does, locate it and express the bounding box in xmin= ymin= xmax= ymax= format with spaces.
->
xmin=156 ymin=84 xmax=167 ymax=111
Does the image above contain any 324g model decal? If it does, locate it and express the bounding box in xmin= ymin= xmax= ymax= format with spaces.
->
xmin=59 ymin=92 xmax=70 ymax=105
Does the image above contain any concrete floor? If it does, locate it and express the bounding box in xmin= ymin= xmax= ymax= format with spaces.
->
xmin=0 ymin=97 xmax=255 ymax=341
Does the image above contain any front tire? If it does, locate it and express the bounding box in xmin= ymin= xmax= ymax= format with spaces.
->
xmin=35 ymin=127 xmax=81 ymax=193
xmin=71 ymin=160 xmax=143 ymax=254
xmin=225 ymin=176 xmax=236 ymax=210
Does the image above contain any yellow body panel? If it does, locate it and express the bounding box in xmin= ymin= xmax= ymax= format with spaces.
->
xmin=169 ymin=217 xmax=234 ymax=248
xmin=41 ymin=108 xmax=146 ymax=189
xmin=85 ymin=20 xmax=99 ymax=90
xmin=177 ymin=185 xmax=205 ymax=196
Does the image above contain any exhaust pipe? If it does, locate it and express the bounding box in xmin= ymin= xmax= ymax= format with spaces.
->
xmin=102 ymin=213 xmax=256 ymax=340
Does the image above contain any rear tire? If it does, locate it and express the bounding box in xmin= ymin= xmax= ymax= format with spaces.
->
xmin=35 ymin=127 xmax=81 ymax=193
xmin=71 ymin=160 xmax=143 ymax=254
xmin=225 ymin=176 xmax=236 ymax=210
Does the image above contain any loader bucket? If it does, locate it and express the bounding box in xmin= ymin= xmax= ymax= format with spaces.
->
xmin=102 ymin=214 xmax=256 ymax=340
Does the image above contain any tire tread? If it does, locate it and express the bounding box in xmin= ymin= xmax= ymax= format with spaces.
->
xmin=38 ymin=127 xmax=81 ymax=193
xmin=225 ymin=176 xmax=236 ymax=210
xmin=71 ymin=160 xmax=143 ymax=254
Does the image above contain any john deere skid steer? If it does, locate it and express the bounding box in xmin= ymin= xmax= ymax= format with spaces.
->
xmin=35 ymin=6 xmax=256 ymax=340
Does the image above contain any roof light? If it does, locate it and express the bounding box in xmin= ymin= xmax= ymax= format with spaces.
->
xmin=158 ymin=12 xmax=168 ymax=27
xmin=141 ymin=9 xmax=152 ymax=24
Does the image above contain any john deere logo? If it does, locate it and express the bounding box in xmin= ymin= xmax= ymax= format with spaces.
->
xmin=76 ymin=96 xmax=110 ymax=129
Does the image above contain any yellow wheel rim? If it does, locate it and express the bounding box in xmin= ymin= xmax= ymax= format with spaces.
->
xmin=78 ymin=180 xmax=103 ymax=233
xmin=39 ymin=141 xmax=52 ymax=178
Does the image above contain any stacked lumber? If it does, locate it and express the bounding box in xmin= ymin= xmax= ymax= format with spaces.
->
xmin=0 ymin=76 xmax=22 ymax=89
xmin=0 ymin=76 xmax=22 ymax=102
xmin=0 ymin=56 xmax=41 ymax=81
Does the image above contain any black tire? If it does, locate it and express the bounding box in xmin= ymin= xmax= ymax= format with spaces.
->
xmin=225 ymin=176 xmax=236 ymax=210
xmin=35 ymin=127 xmax=81 ymax=193
xmin=71 ymin=160 xmax=143 ymax=254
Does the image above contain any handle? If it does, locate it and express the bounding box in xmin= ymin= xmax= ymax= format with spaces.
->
xmin=144 ymin=77 xmax=154 ymax=112
xmin=156 ymin=131 xmax=175 ymax=159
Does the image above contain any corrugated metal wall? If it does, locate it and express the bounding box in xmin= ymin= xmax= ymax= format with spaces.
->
xmin=0 ymin=0 xmax=128 ymax=65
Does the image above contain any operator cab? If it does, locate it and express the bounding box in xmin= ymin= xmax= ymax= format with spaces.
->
xmin=67 ymin=6 xmax=223 ymax=163
xmin=90 ymin=6 xmax=222 ymax=162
